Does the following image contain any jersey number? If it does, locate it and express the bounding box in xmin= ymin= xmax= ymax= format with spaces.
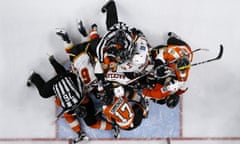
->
xmin=63 ymin=93 xmax=73 ymax=102
xmin=115 ymin=103 xmax=134 ymax=123
xmin=81 ymin=68 xmax=91 ymax=84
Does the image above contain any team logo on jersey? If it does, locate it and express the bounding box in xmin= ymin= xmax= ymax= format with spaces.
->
xmin=140 ymin=46 xmax=146 ymax=50
xmin=106 ymin=73 xmax=126 ymax=79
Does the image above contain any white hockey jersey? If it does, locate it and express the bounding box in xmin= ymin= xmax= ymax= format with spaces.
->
xmin=117 ymin=36 xmax=151 ymax=73
xmin=72 ymin=52 xmax=97 ymax=92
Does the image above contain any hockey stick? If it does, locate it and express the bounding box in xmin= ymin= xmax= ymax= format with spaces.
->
xmin=124 ymin=48 xmax=208 ymax=85
xmin=124 ymin=71 xmax=152 ymax=85
xmin=124 ymin=64 xmax=155 ymax=85
xmin=124 ymin=47 xmax=214 ymax=85
xmin=179 ymin=44 xmax=223 ymax=70
xmin=192 ymin=48 xmax=209 ymax=53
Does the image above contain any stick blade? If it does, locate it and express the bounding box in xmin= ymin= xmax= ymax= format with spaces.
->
xmin=216 ymin=44 xmax=224 ymax=59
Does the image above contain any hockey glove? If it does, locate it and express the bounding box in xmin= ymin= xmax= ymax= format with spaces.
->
xmin=74 ymin=105 xmax=87 ymax=118
xmin=155 ymin=65 xmax=174 ymax=79
xmin=97 ymin=81 xmax=114 ymax=105
xmin=146 ymin=74 xmax=156 ymax=89
xmin=164 ymin=78 xmax=185 ymax=95
xmin=165 ymin=79 xmax=180 ymax=93
xmin=166 ymin=93 xmax=180 ymax=108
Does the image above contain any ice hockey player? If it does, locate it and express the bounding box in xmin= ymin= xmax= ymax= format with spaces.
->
xmin=26 ymin=56 xmax=89 ymax=143
xmin=56 ymin=24 xmax=130 ymax=139
xmin=142 ymin=32 xmax=193 ymax=108
xmin=95 ymin=0 xmax=151 ymax=83
xmin=56 ymin=20 xmax=147 ymax=135
xmin=56 ymin=23 xmax=148 ymax=139
xmin=56 ymin=22 xmax=114 ymax=104
xmin=27 ymin=55 xmax=125 ymax=141
xmin=99 ymin=81 xmax=146 ymax=138
xmin=56 ymin=22 xmax=100 ymax=93
xmin=96 ymin=0 xmax=151 ymax=118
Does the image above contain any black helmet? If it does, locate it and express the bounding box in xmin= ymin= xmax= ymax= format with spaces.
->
xmin=112 ymin=30 xmax=126 ymax=46
xmin=176 ymin=57 xmax=190 ymax=70
xmin=108 ymin=29 xmax=133 ymax=63
xmin=106 ymin=44 xmax=128 ymax=64
xmin=106 ymin=45 xmax=120 ymax=60
xmin=125 ymin=103 xmax=143 ymax=130
xmin=166 ymin=94 xmax=180 ymax=108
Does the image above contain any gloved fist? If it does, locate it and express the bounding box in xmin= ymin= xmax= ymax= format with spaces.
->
xmin=146 ymin=74 xmax=156 ymax=89
xmin=155 ymin=66 xmax=173 ymax=79
xmin=97 ymin=81 xmax=114 ymax=105
xmin=166 ymin=93 xmax=180 ymax=108
xmin=164 ymin=78 xmax=185 ymax=94
xmin=74 ymin=105 xmax=87 ymax=118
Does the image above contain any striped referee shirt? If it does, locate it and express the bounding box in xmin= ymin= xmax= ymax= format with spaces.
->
xmin=53 ymin=75 xmax=83 ymax=109
xmin=96 ymin=22 xmax=133 ymax=63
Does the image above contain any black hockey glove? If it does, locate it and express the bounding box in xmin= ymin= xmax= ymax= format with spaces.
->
xmin=153 ymin=59 xmax=164 ymax=69
xmin=166 ymin=93 xmax=180 ymax=108
xmin=97 ymin=81 xmax=114 ymax=105
xmin=146 ymin=74 xmax=156 ymax=89
xmin=155 ymin=65 xmax=175 ymax=81
xmin=74 ymin=105 xmax=87 ymax=118
xmin=103 ymin=81 xmax=114 ymax=105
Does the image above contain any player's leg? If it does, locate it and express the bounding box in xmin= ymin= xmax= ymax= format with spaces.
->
xmin=77 ymin=20 xmax=88 ymax=37
xmin=82 ymin=97 xmax=113 ymax=130
xmin=102 ymin=0 xmax=118 ymax=30
xmin=56 ymin=28 xmax=74 ymax=52
xmin=126 ymin=103 xmax=144 ymax=130
xmin=63 ymin=112 xmax=89 ymax=143
xmin=48 ymin=55 xmax=67 ymax=75
xmin=27 ymin=72 xmax=55 ymax=98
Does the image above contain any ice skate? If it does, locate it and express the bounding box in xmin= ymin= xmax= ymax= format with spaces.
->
xmin=56 ymin=28 xmax=71 ymax=43
xmin=73 ymin=131 xmax=89 ymax=144
xmin=112 ymin=124 xmax=120 ymax=139
xmin=77 ymin=20 xmax=88 ymax=37
xmin=143 ymin=97 xmax=150 ymax=118
xmin=26 ymin=70 xmax=35 ymax=87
